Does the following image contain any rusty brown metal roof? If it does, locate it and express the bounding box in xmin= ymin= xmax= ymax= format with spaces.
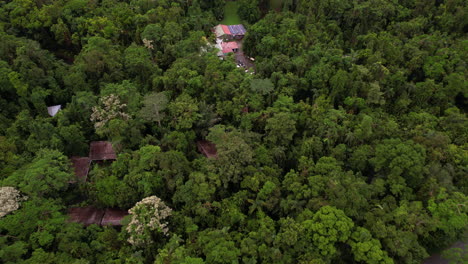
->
xmin=68 ymin=207 xmax=105 ymax=226
xmin=68 ymin=207 xmax=127 ymax=226
xmin=70 ymin=157 xmax=91 ymax=182
xmin=101 ymin=208 xmax=128 ymax=226
xmin=89 ymin=141 xmax=117 ymax=161
xmin=197 ymin=140 xmax=218 ymax=158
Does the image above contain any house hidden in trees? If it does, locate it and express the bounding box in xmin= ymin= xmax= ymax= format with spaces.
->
xmin=89 ymin=141 xmax=117 ymax=161
xmin=214 ymin=35 xmax=240 ymax=57
xmin=68 ymin=207 xmax=128 ymax=226
xmin=70 ymin=157 xmax=91 ymax=183
xmin=47 ymin=105 xmax=61 ymax=117
xmin=67 ymin=142 xmax=124 ymax=226
xmin=221 ymin=41 xmax=239 ymax=55
xmin=213 ymin=24 xmax=246 ymax=40
xmin=213 ymin=24 xmax=246 ymax=57
xmin=197 ymin=140 xmax=218 ymax=159
xmin=70 ymin=141 xmax=116 ymax=183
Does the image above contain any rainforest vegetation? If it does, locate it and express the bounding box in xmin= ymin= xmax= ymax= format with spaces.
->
xmin=0 ymin=0 xmax=467 ymax=263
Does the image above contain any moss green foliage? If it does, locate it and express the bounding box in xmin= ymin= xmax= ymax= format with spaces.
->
xmin=269 ymin=0 xmax=283 ymax=10
xmin=0 ymin=0 xmax=467 ymax=263
xmin=221 ymin=1 xmax=242 ymax=25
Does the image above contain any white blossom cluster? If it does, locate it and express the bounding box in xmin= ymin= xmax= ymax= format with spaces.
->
xmin=0 ymin=187 xmax=27 ymax=218
xmin=142 ymin=38 xmax=154 ymax=50
xmin=90 ymin=94 xmax=130 ymax=129
xmin=126 ymin=196 xmax=172 ymax=246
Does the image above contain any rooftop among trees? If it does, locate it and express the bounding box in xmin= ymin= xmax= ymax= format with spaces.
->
xmin=0 ymin=0 xmax=466 ymax=263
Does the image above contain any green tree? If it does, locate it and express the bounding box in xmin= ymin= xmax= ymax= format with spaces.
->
xmin=370 ymin=139 xmax=427 ymax=196
xmin=72 ymin=36 xmax=123 ymax=88
xmin=197 ymin=228 xmax=241 ymax=264
xmin=123 ymin=43 xmax=160 ymax=87
xmin=441 ymin=245 xmax=468 ymax=264
xmin=428 ymin=189 xmax=468 ymax=241
xmin=0 ymin=198 xmax=66 ymax=248
xmin=303 ymin=206 xmax=354 ymax=257
xmin=238 ymin=0 xmax=261 ymax=24
xmin=126 ymin=196 xmax=172 ymax=248
xmin=265 ymin=112 xmax=297 ymax=146
xmin=155 ymin=235 xmax=205 ymax=264
xmin=168 ymin=93 xmax=200 ymax=130
xmin=140 ymin=92 xmax=169 ymax=127
xmin=0 ymin=136 xmax=20 ymax=180
xmin=207 ymin=125 xmax=254 ymax=188
xmin=348 ymin=227 xmax=394 ymax=264
xmin=3 ymin=149 xmax=73 ymax=198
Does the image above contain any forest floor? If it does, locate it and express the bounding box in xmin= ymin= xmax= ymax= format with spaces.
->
xmin=221 ymin=1 xmax=241 ymax=25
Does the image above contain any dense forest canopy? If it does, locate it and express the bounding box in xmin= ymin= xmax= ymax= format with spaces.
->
xmin=0 ymin=0 xmax=467 ymax=263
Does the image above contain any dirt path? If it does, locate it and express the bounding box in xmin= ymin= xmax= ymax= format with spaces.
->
xmin=234 ymin=40 xmax=255 ymax=71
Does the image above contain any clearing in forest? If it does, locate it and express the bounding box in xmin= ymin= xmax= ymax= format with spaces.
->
xmin=221 ymin=1 xmax=241 ymax=25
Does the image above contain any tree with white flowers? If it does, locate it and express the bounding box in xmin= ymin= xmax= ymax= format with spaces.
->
xmin=126 ymin=196 xmax=172 ymax=247
xmin=90 ymin=94 xmax=130 ymax=130
xmin=0 ymin=187 xmax=27 ymax=218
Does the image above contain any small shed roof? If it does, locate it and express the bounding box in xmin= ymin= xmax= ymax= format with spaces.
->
xmin=227 ymin=25 xmax=246 ymax=35
xmin=197 ymin=140 xmax=218 ymax=158
xmin=68 ymin=207 xmax=105 ymax=226
xmin=47 ymin=105 xmax=61 ymax=117
xmin=222 ymin=41 xmax=239 ymax=54
xmin=101 ymin=208 xmax=128 ymax=226
xmin=89 ymin=141 xmax=117 ymax=161
xmin=70 ymin=157 xmax=91 ymax=182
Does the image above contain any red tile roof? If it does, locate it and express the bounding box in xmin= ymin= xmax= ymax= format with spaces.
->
xmin=197 ymin=140 xmax=218 ymax=158
xmin=221 ymin=25 xmax=230 ymax=34
xmin=70 ymin=157 xmax=91 ymax=182
xmin=89 ymin=141 xmax=117 ymax=161
xmin=221 ymin=41 xmax=239 ymax=54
